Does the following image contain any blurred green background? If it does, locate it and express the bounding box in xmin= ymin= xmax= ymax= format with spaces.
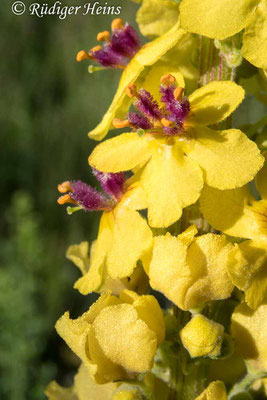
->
xmin=0 ymin=1 xmax=138 ymax=398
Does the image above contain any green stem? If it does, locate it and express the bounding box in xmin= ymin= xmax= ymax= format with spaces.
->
xmin=228 ymin=371 xmax=267 ymax=399
xmin=199 ymin=37 xmax=236 ymax=86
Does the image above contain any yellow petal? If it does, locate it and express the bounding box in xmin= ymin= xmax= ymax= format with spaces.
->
xmin=88 ymin=325 xmax=125 ymax=383
xmin=89 ymin=60 xmax=140 ymax=141
xmin=56 ymin=293 xmax=123 ymax=383
xmin=66 ymin=241 xmax=90 ymax=275
xmin=92 ymin=303 xmax=157 ymax=372
xmin=147 ymin=233 xmax=192 ymax=309
xmin=188 ymin=81 xmax=244 ymax=125
xmin=185 ymin=234 xmax=234 ymax=309
xmin=136 ymin=0 xmax=179 ymax=39
xmin=229 ymin=240 xmax=267 ymax=309
xmin=161 ymin=33 xmax=200 ymax=94
xmin=134 ymin=21 xmax=185 ymax=67
xmin=179 ymin=0 xmax=258 ymax=40
xmin=178 ymin=225 xmax=198 ymax=246
xmin=45 ymin=382 xmax=77 ymax=400
xmin=194 ymin=381 xmax=227 ymax=400
xmin=74 ymin=212 xmax=114 ymax=295
xmin=133 ymin=295 xmax=165 ymax=344
xmin=89 ymin=133 xmax=152 ymax=173
xmin=101 ymin=264 xmax=149 ymax=297
xmin=119 ymin=173 xmax=148 ymax=211
xmin=75 ymin=363 xmax=118 ymax=400
xmin=180 ymin=314 xmax=224 ymax=358
xmin=256 ymin=151 xmax=267 ymax=200
xmin=107 ymin=206 xmax=152 ymax=278
xmin=242 ymin=1 xmax=267 ymax=69
xmin=187 ymin=126 xmax=264 ymax=190
xmin=231 ymin=301 xmax=267 ymax=372
xmin=86 ymin=291 xmax=121 ymax=324
xmin=200 ymin=185 xmax=266 ymax=240
xmin=141 ymin=142 xmax=203 ymax=227
xmin=55 ymin=311 xmax=96 ymax=375
xmin=89 ymin=22 xmax=185 ymax=140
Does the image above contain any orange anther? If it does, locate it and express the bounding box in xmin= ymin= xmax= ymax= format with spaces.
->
xmin=58 ymin=181 xmax=72 ymax=194
xmin=113 ymin=118 xmax=131 ymax=129
xmin=111 ymin=18 xmax=124 ymax=31
xmin=161 ymin=118 xmax=173 ymax=127
xmin=125 ymin=83 xmax=138 ymax=98
xmin=160 ymin=74 xmax=176 ymax=85
xmin=89 ymin=45 xmax=102 ymax=56
xmin=97 ymin=31 xmax=110 ymax=42
xmin=57 ymin=194 xmax=76 ymax=205
xmin=174 ymin=87 xmax=184 ymax=100
xmin=76 ymin=50 xmax=89 ymax=62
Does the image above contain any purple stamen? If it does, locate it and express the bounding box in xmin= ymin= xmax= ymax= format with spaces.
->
xmin=69 ymin=181 xmax=111 ymax=211
xmin=93 ymin=170 xmax=126 ymax=200
xmin=160 ymin=84 xmax=190 ymax=124
xmin=134 ymin=89 xmax=162 ymax=121
xmin=163 ymin=125 xmax=182 ymax=136
xmin=111 ymin=24 xmax=140 ymax=58
xmin=127 ymin=112 xmax=153 ymax=130
xmin=92 ymin=46 xmax=128 ymax=68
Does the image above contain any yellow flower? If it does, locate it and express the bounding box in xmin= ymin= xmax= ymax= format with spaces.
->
xmin=89 ymin=20 xmax=186 ymax=141
xmin=56 ymin=290 xmax=165 ymax=383
xmin=194 ymin=381 xmax=227 ymax=400
xmin=231 ymin=301 xmax=267 ymax=372
xmin=180 ymin=314 xmax=224 ymax=358
xmin=136 ymin=0 xmax=179 ymax=39
xmin=200 ymin=152 xmax=267 ymax=309
xmin=57 ymin=173 xmax=152 ymax=295
xmin=89 ymin=75 xmax=263 ymax=228
xmin=144 ymin=226 xmax=234 ymax=310
xmin=67 ymin=241 xmax=149 ymax=296
xmin=179 ymin=0 xmax=267 ymax=69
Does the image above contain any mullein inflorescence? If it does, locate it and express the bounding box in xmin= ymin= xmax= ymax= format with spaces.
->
xmin=47 ymin=9 xmax=267 ymax=400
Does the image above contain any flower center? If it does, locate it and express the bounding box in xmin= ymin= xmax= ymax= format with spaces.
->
xmin=113 ymin=74 xmax=190 ymax=136
xmin=76 ymin=18 xmax=140 ymax=70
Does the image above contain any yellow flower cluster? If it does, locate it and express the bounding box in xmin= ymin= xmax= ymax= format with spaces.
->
xmin=48 ymin=4 xmax=267 ymax=400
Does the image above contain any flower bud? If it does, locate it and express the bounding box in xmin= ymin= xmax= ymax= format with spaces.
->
xmin=180 ymin=314 xmax=224 ymax=358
